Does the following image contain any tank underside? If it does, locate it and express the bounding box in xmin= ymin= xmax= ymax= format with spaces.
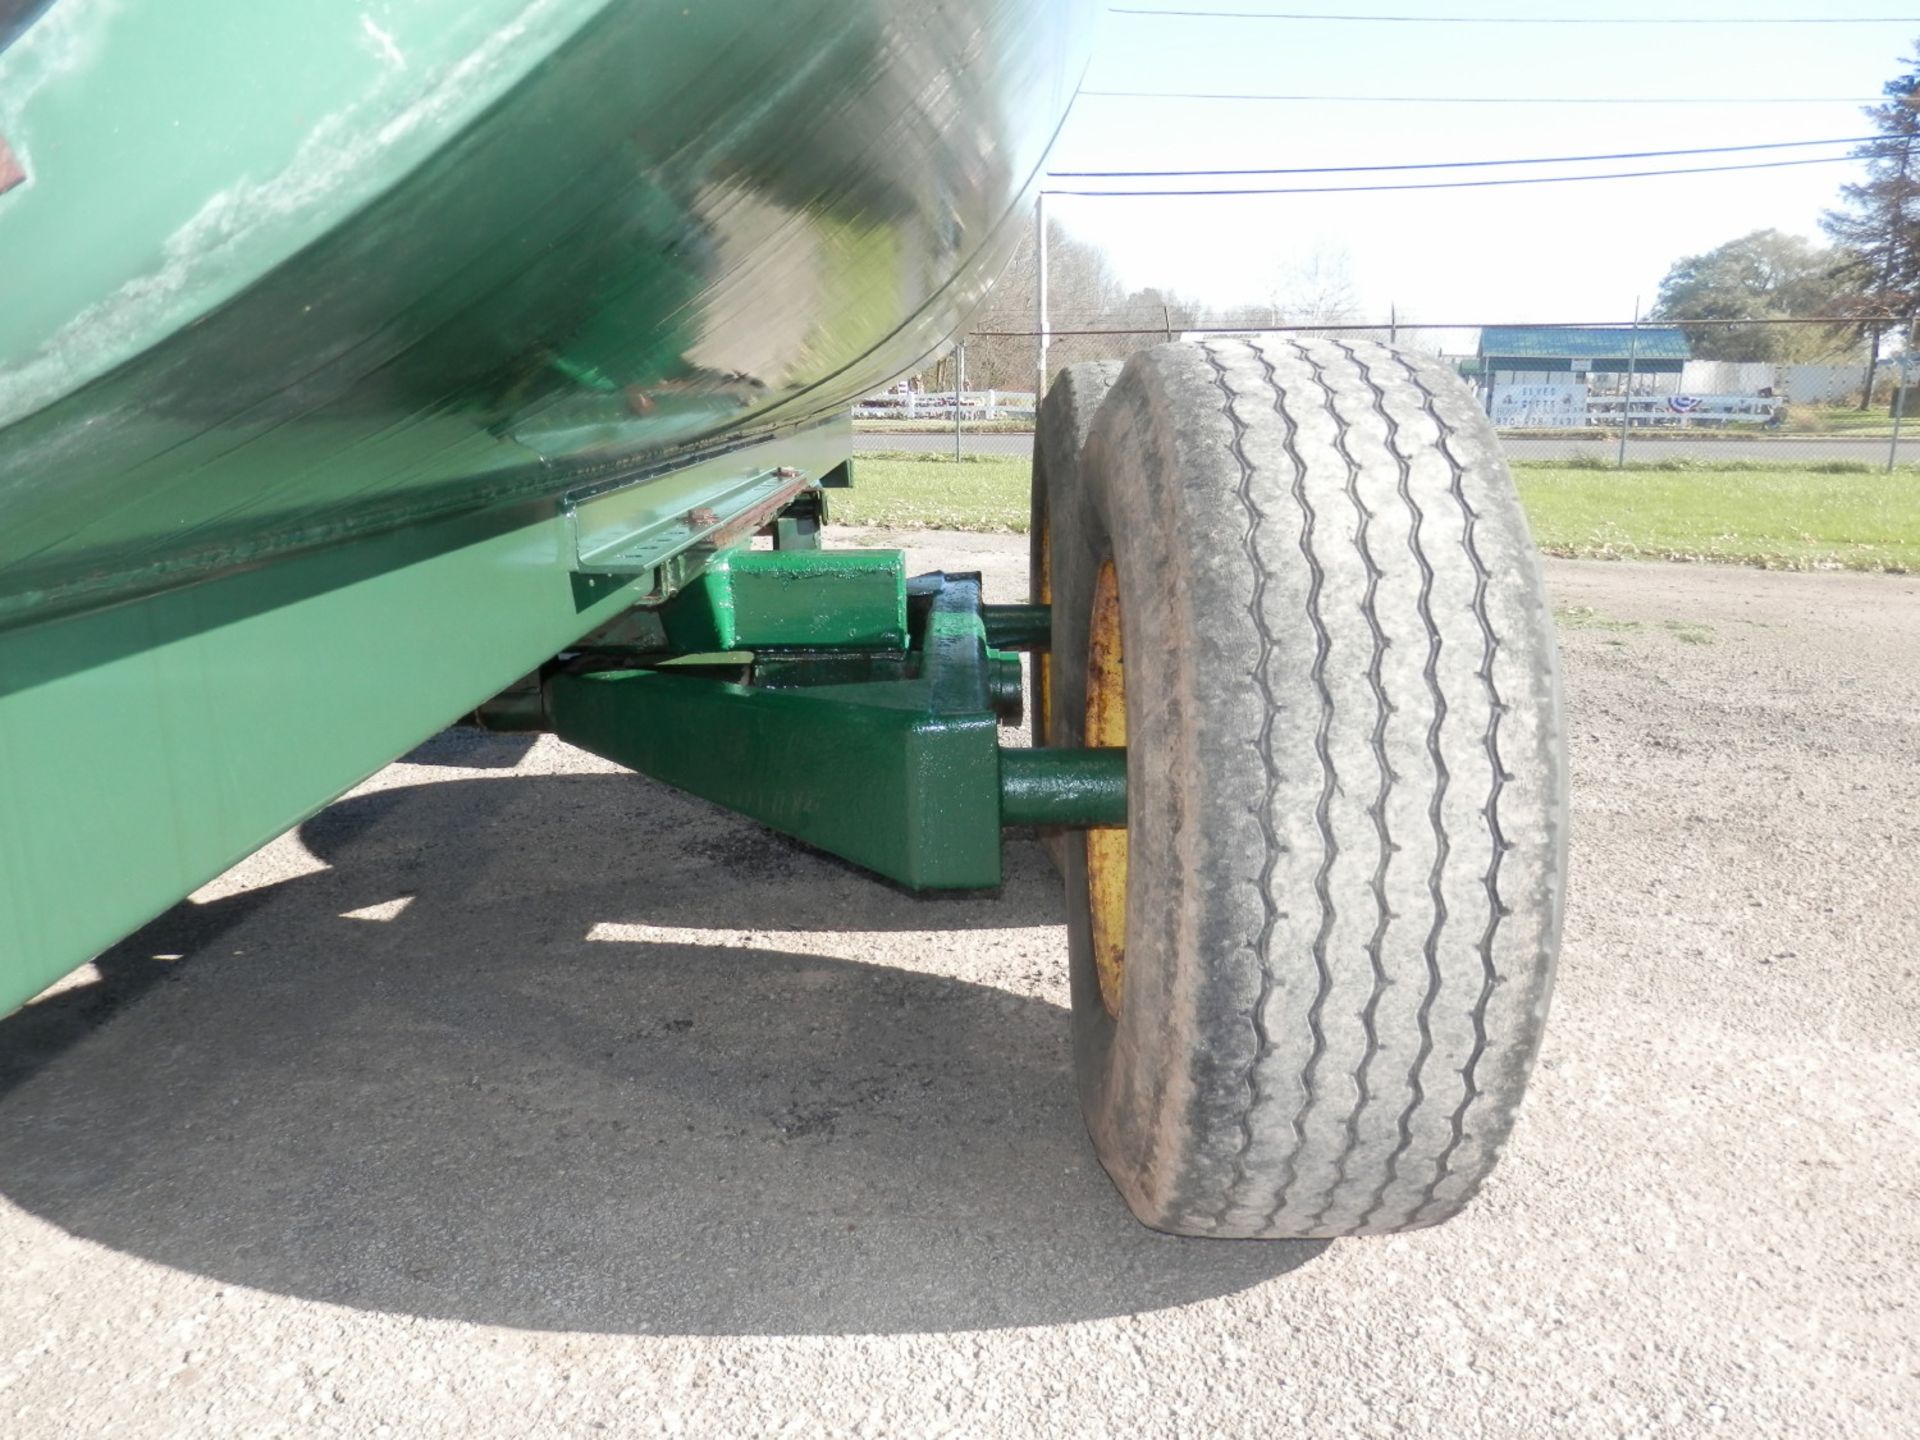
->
xmin=0 ymin=0 xmax=1095 ymax=1011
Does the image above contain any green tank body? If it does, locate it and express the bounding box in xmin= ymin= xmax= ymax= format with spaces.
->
xmin=0 ymin=0 xmax=1095 ymax=1010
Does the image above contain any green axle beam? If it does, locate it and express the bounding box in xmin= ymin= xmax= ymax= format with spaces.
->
xmin=998 ymin=748 xmax=1128 ymax=830
xmin=538 ymin=552 xmax=1124 ymax=890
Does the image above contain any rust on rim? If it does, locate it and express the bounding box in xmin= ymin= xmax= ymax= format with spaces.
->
xmin=1035 ymin=497 xmax=1054 ymax=744
xmin=1084 ymin=556 xmax=1128 ymax=1017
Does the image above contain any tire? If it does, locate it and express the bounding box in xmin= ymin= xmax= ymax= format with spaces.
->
xmin=1046 ymin=337 xmax=1567 ymax=1239
xmin=1030 ymin=362 xmax=1125 ymax=749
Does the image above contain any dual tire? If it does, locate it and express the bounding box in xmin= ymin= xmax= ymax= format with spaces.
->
xmin=1036 ymin=338 xmax=1568 ymax=1239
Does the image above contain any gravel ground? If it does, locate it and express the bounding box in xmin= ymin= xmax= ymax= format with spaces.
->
xmin=2 ymin=532 xmax=1916 ymax=1438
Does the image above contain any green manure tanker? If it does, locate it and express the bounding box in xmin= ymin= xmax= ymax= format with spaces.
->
xmin=0 ymin=0 xmax=1568 ymax=1241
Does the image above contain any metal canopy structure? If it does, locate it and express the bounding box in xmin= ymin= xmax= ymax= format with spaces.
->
xmin=1475 ymin=324 xmax=1692 ymax=375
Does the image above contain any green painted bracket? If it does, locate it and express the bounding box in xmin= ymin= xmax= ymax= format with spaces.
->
xmin=551 ymin=572 xmax=1001 ymax=888
xmin=545 ymin=565 xmax=1124 ymax=891
xmin=658 ymin=549 xmax=907 ymax=652
xmin=550 ymin=667 xmax=1004 ymax=888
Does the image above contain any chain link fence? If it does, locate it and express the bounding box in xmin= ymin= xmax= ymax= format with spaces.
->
xmin=856 ymin=318 xmax=1920 ymax=471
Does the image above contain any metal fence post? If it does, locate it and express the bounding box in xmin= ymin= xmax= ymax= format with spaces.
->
xmin=1035 ymin=193 xmax=1050 ymax=405
xmin=1890 ymin=349 xmax=1909 ymax=474
xmin=955 ymin=342 xmax=965 ymax=461
xmin=1617 ymin=300 xmax=1640 ymax=470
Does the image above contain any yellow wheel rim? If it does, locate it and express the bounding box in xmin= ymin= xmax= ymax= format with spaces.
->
xmin=1036 ymin=498 xmax=1054 ymax=745
xmin=1084 ymin=558 xmax=1128 ymax=1017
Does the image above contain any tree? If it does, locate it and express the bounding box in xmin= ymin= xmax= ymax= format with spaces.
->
xmin=945 ymin=221 xmax=1366 ymax=393
xmin=1822 ymin=42 xmax=1920 ymax=406
xmin=1203 ymin=246 xmax=1364 ymax=333
xmin=1265 ymin=245 xmax=1362 ymax=329
xmin=956 ymin=216 xmax=1203 ymax=390
xmin=956 ymin=214 xmax=1127 ymax=390
xmin=1652 ymin=230 xmax=1854 ymax=362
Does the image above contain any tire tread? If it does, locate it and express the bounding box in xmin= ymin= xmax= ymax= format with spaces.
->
xmin=1059 ymin=336 xmax=1564 ymax=1239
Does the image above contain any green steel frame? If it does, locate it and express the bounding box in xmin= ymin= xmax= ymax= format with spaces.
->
xmin=531 ymin=554 xmax=1125 ymax=891
xmin=0 ymin=414 xmax=1123 ymax=1016
xmin=0 ymin=420 xmax=847 ymax=1015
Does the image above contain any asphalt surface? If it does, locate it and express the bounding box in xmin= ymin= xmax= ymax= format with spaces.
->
xmin=856 ymin=430 xmax=1920 ymax=464
xmin=2 ymin=534 xmax=1916 ymax=1437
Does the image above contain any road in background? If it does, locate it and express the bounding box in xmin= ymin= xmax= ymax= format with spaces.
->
xmin=856 ymin=430 xmax=1920 ymax=464
xmin=2 ymin=534 xmax=1914 ymax=1437
xmin=857 ymin=430 xmax=1034 ymax=456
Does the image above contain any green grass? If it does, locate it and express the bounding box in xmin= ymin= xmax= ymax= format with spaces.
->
xmin=1797 ymin=405 xmax=1902 ymax=436
xmin=854 ymin=418 xmax=1036 ymax=435
xmin=835 ymin=452 xmax=1033 ymax=532
xmin=1508 ymin=455 xmax=1896 ymax=475
xmin=1513 ymin=465 xmax=1919 ymax=571
xmin=836 ymin=453 xmax=1920 ymax=571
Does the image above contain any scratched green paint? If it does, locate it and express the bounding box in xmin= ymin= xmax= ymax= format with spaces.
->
xmin=0 ymin=0 xmax=1097 ymax=1011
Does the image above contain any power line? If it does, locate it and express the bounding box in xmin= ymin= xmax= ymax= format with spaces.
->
xmin=1113 ymin=8 xmax=1920 ymax=21
xmin=1081 ymin=89 xmax=1882 ymax=105
xmin=1048 ymin=133 xmax=1887 ymax=178
xmin=1044 ymin=152 xmax=1868 ymax=197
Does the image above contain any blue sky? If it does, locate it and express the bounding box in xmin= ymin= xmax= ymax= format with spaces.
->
xmin=1042 ymin=2 xmax=1920 ymax=325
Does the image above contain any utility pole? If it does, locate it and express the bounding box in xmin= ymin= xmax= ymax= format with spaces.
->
xmin=1035 ymin=192 xmax=1051 ymax=408
xmin=1889 ymin=350 xmax=1908 ymax=472
xmin=1890 ymin=315 xmax=1916 ymax=471
xmin=1616 ymin=298 xmax=1641 ymax=471
xmin=955 ymin=342 xmax=965 ymax=461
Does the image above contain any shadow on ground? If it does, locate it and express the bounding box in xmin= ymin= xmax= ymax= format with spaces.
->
xmin=0 ymin=754 xmax=1320 ymax=1334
